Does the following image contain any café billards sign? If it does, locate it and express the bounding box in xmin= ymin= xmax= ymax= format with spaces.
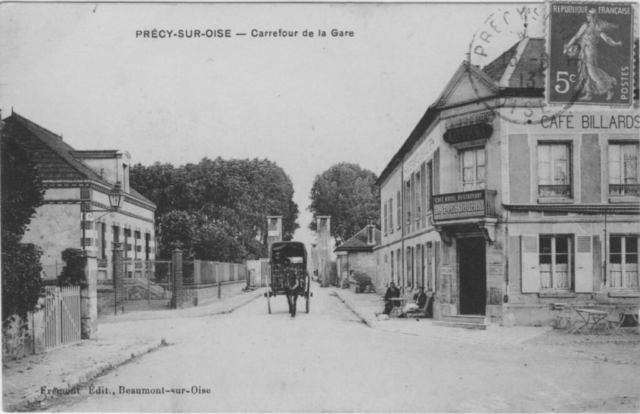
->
xmin=433 ymin=190 xmax=485 ymax=221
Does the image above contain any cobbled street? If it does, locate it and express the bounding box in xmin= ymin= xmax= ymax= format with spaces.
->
xmin=40 ymin=286 xmax=639 ymax=413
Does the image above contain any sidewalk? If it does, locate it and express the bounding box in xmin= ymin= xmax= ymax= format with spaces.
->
xmin=332 ymin=287 xmax=555 ymax=347
xmin=2 ymin=287 xmax=264 ymax=412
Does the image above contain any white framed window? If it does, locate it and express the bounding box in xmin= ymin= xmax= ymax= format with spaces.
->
xmin=415 ymin=172 xmax=422 ymax=227
xmin=461 ymin=147 xmax=486 ymax=191
xmin=609 ymin=235 xmax=639 ymax=289
xmin=389 ymin=198 xmax=394 ymax=233
xmin=538 ymin=143 xmax=571 ymax=198
xmin=383 ymin=201 xmax=388 ymax=234
xmin=539 ymin=235 xmax=573 ymax=290
xmin=396 ymin=191 xmax=401 ymax=230
xmin=609 ymin=143 xmax=639 ymax=196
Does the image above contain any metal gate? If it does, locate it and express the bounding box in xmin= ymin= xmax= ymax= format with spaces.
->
xmin=122 ymin=260 xmax=173 ymax=312
xmin=44 ymin=286 xmax=81 ymax=349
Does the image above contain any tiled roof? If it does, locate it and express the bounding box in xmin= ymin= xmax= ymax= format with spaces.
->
xmin=482 ymin=42 xmax=519 ymax=82
xmin=2 ymin=112 xmax=154 ymax=207
xmin=3 ymin=113 xmax=108 ymax=183
xmin=482 ymin=38 xmax=545 ymax=88
xmin=334 ymin=226 xmax=381 ymax=252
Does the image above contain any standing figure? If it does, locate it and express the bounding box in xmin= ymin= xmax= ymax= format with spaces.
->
xmin=564 ymin=9 xmax=623 ymax=101
xmin=285 ymin=271 xmax=300 ymax=318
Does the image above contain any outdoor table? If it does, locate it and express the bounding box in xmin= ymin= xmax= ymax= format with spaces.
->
xmin=572 ymin=308 xmax=608 ymax=334
xmin=389 ymin=298 xmax=408 ymax=317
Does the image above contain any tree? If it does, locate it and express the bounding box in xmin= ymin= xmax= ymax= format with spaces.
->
xmin=1 ymin=131 xmax=46 ymax=321
xmin=308 ymin=163 xmax=380 ymax=242
xmin=131 ymin=157 xmax=300 ymax=261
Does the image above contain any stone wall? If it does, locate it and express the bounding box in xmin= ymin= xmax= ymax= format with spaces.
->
xmin=97 ymin=289 xmax=116 ymax=317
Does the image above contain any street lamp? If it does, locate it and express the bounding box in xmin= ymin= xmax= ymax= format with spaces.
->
xmin=81 ymin=182 xmax=124 ymax=251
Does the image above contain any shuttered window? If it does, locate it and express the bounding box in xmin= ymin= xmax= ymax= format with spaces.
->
xmin=389 ymin=198 xmax=394 ymax=232
xmin=609 ymin=143 xmax=639 ymax=196
xmin=539 ymin=235 xmax=572 ymax=290
xmin=609 ymin=235 xmax=639 ymax=289
xmin=538 ymin=143 xmax=572 ymax=198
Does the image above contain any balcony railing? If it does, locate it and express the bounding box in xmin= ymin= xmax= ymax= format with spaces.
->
xmin=432 ymin=189 xmax=497 ymax=222
xmin=538 ymin=185 xmax=571 ymax=198
xmin=610 ymin=184 xmax=640 ymax=197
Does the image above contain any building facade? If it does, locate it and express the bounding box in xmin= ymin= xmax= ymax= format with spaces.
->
xmin=2 ymin=112 xmax=156 ymax=281
xmin=375 ymin=38 xmax=639 ymax=325
xmin=334 ymin=224 xmax=381 ymax=287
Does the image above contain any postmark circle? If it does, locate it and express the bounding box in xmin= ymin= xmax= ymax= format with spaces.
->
xmin=465 ymin=5 xmax=580 ymax=126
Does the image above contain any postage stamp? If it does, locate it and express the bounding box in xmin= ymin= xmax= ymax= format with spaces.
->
xmin=546 ymin=2 xmax=636 ymax=106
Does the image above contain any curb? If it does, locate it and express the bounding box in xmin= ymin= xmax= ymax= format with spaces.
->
xmin=4 ymin=340 xmax=165 ymax=412
xmin=197 ymin=291 xmax=263 ymax=316
xmin=332 ymin=290 xmax=378 ymax=328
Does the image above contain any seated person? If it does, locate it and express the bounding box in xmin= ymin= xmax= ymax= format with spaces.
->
xmin=377 ymin=282 xmax=400 ymax=316
xmin=404 ymin=286 xmax=427 ymax=314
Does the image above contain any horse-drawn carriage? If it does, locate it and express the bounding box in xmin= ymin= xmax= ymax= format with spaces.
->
xmin=264 ymin=241 xmax=312 ymax=314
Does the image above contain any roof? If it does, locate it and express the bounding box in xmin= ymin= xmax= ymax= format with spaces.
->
xmin=482 ymin=38 xmax=545 ymax=88
xmin=376 ymin=38 xmax=545 ymax=186
xmin=2 ymin=112 xmax=155 ymax=207
xmin=334 ymin=226 xmax=381 ymax=253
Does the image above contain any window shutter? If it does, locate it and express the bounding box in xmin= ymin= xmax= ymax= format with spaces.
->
xmin=521 ymin=235 xmax=540 ymax=293
xmin=410 ymin=172 xmax=416 ymax=232
xmin=420 ymin=162 xmax=427 ymax=228
xmin=575 ymin=235 xmax=593 ymax=292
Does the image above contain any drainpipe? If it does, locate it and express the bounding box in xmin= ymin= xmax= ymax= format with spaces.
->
xmin=603 ymin=211 xmax=608 ymax=288
xmin=399 ymin=156 xmax=405 ymax=295
xmin=504 ymin=210 xmax=509 ymax=304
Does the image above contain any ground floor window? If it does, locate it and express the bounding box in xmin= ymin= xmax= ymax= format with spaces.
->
xmin=610 ymin=235 xmax=639 ymax=289
xmin=539 ymin=235 xmax=572 ymax=290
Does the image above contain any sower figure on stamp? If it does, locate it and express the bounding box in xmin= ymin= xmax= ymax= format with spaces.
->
xmin=285 ymin=271 xmax=300 ymax=318
xmin=564 ymin=8 xmax=622 ymax=101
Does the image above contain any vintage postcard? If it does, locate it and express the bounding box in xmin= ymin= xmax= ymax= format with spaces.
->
xmin=1 ymin=1 xmax=639 ymax=413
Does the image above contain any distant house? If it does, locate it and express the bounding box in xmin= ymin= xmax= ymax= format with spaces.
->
xmin=1 ymin=112 xmax=156 ymax=281
xmin=334 ymin=224 xmax=381 ymax=287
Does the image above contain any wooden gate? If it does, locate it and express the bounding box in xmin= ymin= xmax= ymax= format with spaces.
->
xmin=44 ymin=286 xmax=81 ymax=349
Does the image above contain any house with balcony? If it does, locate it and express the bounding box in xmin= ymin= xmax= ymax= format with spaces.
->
xmin=1 ymin=111 xmax=156 ymax=281
xmin=375 ymin=37 xmax=639 ymax=326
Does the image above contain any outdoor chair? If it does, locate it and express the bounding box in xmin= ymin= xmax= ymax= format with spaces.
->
xmin=599 ymin=308 xmax=626 ymax=336
xmin=405 ymin=293 xmax=433 ymax=319
xmin=552 ymin=303 xmax=574 ymax=331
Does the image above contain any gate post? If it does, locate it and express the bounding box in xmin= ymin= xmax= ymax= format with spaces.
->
xmin=112 ymin=242 xmax=124 ymax=315
xmin=81 ymin=251 xmax=98 ymax=339
xmin=172 ymin=243 xmax=184 ymax=309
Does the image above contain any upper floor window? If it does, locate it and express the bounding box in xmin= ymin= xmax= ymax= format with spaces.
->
xmin=415 ymin=172 xmax=422 ymax=226
xmin=396 ymin=191 xmax=401 ymax=230
xmin=540 ymin=235 xmax=572 ymax=290
xmin=461 ymin=148 xmax=485 ymax=191
xmin=538 ymin=143 xmax=571 ymax=198
xmin=610 ymin=235 xmax=639 ymax=289
xmin=388 ymin=198 xmax=394 ymax=233
xmin=609 ymin=143 xmax=639 ymax=197
xmin=383 ymin=202 xmax=388 ymax=234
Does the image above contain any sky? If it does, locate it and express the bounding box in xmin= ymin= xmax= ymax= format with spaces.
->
xmin=0 ymin=2 xmax=543 ymax=248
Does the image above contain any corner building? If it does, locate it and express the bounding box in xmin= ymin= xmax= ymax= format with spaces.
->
xmin=375 ymin=38 xmax=639 ymax=326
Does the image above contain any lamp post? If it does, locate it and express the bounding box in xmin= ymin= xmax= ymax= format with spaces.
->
xmin=81 ymin=182 xmax=124 ymax=252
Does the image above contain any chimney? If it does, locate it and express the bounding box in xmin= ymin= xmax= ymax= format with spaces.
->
xmin=367 ymin=220 xmax=375 ymax=246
